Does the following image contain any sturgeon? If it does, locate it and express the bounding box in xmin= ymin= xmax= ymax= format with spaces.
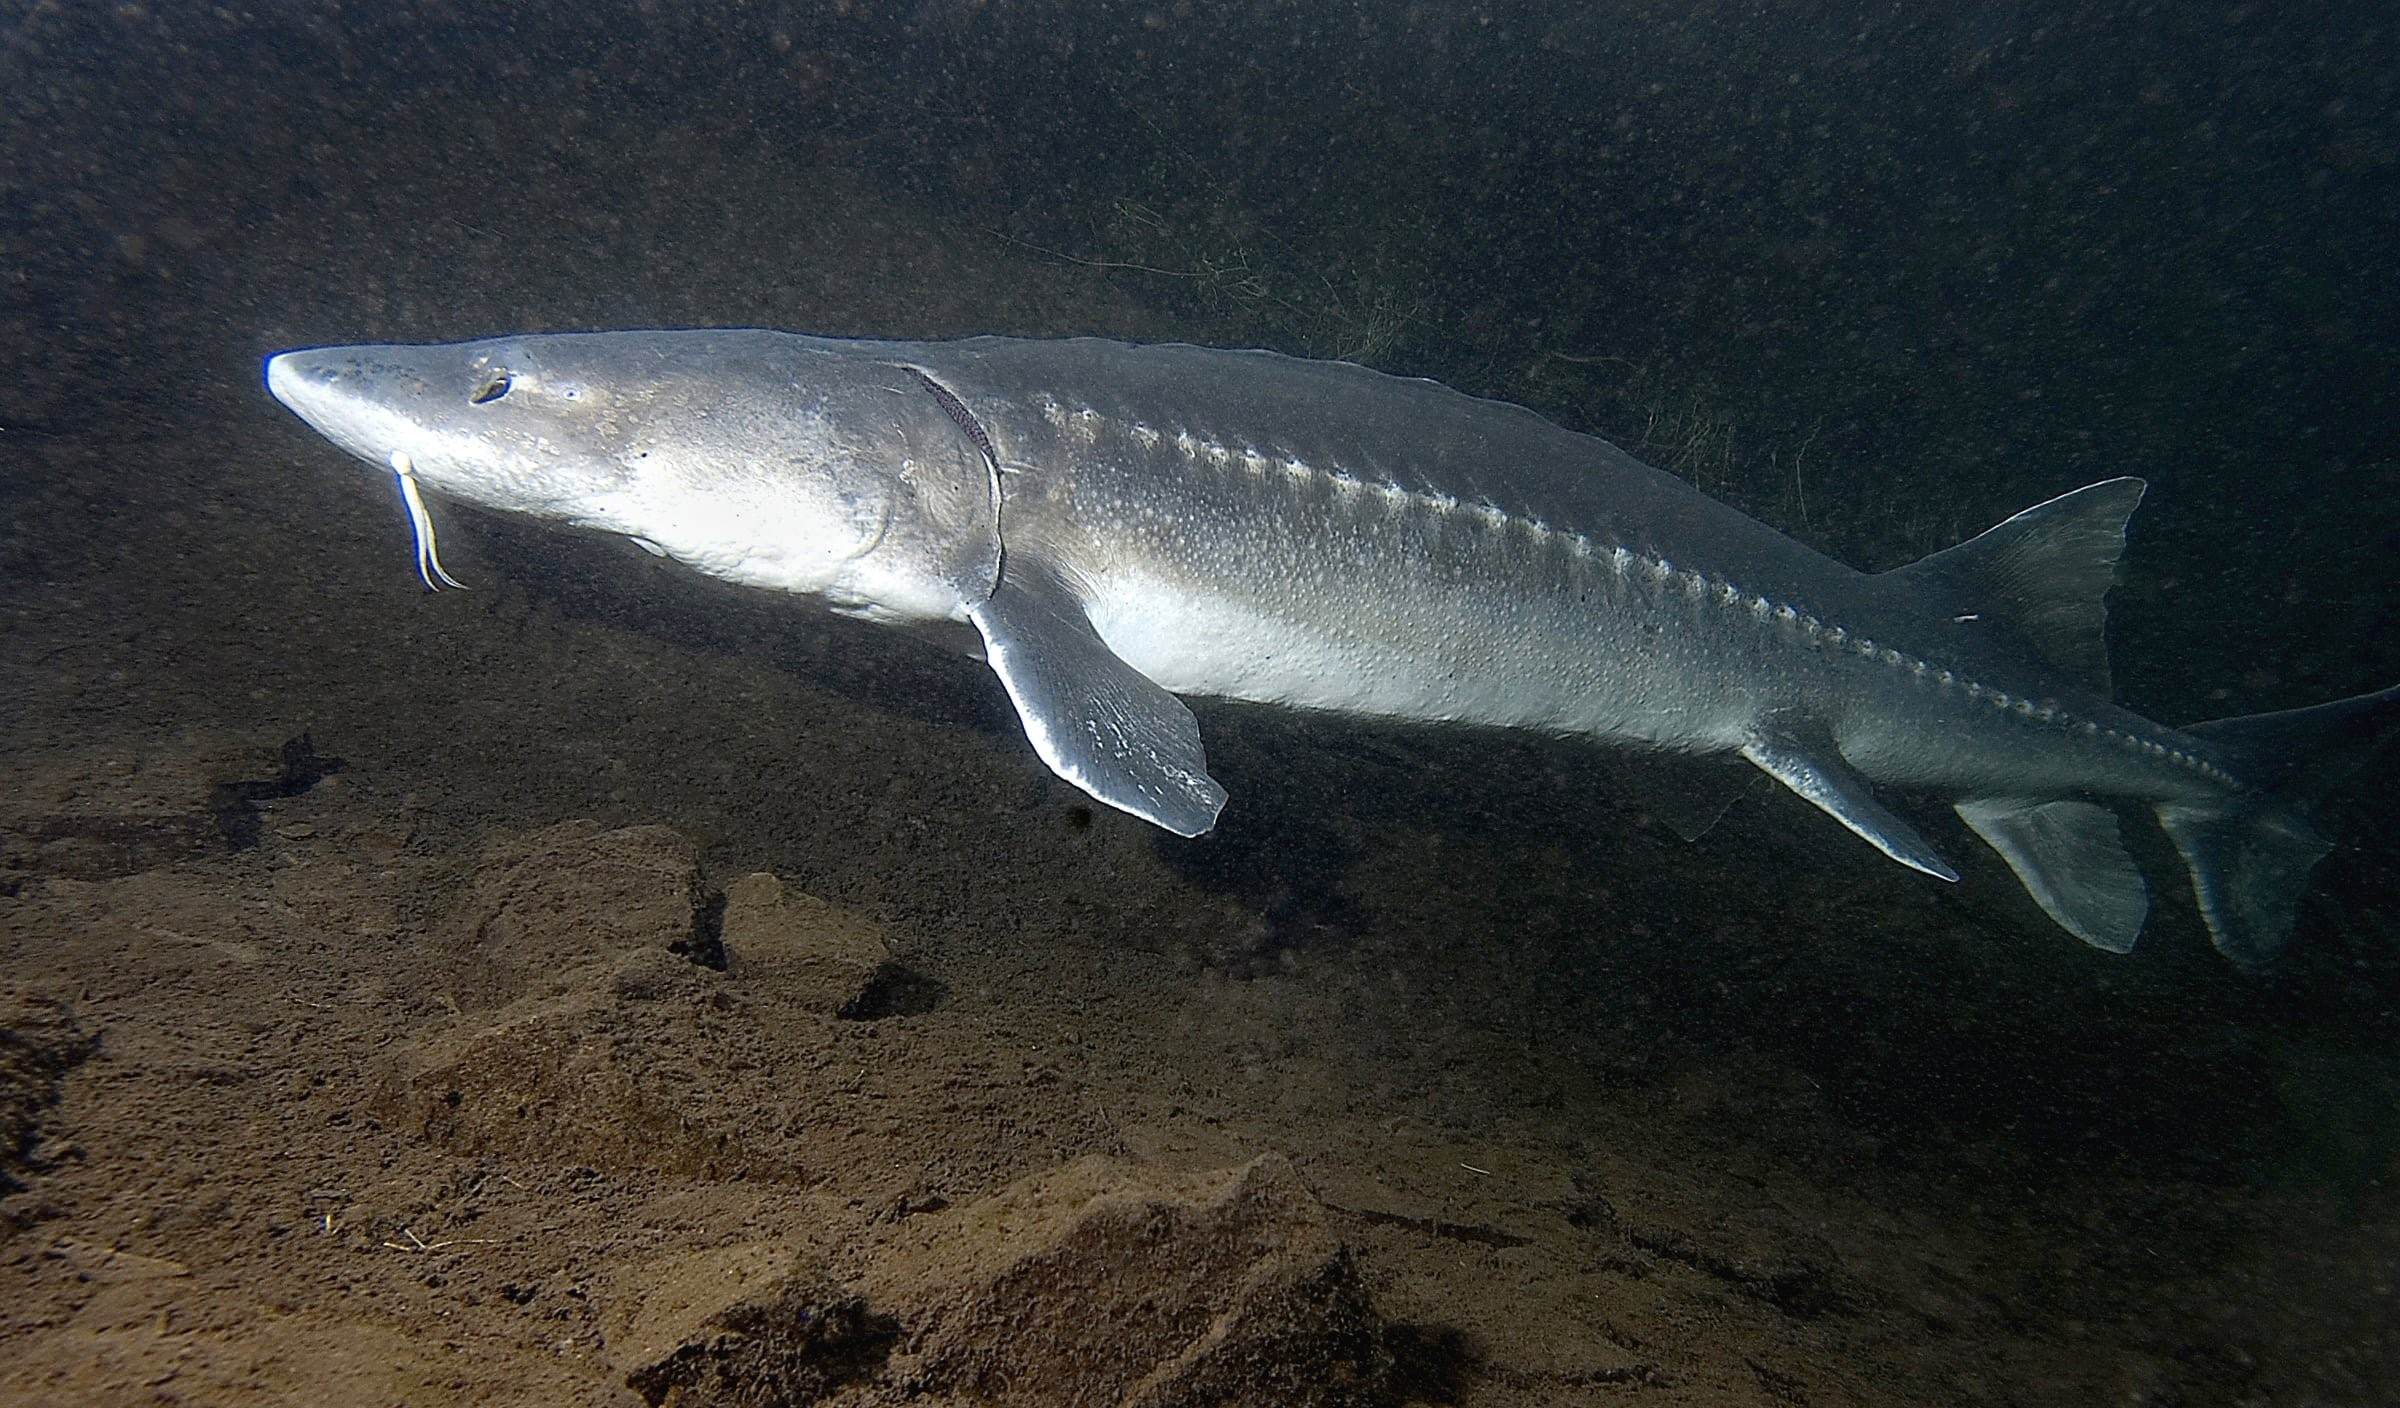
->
xmin=264 ymin=331 xmax=2396 ymax=966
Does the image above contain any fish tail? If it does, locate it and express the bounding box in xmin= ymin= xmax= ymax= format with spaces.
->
xmin=2156 ymin=684 xmax=2400 ymax=967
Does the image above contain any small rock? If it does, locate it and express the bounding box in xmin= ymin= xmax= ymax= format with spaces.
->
xmin=604 ymin=1242 xmax=898 ymax=1407
xmin=1 ymin=990 xmax=98 ymax=1201
xmin=720 ymin=873 xmax=921 ymax=1018
xmin=871 ymin=1154 xmax=1402 ymax=1407
xmin=433 ymin=821 xmax=705 ymax=1008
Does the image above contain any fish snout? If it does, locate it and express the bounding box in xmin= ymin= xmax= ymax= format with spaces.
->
xmin=265 ymin=345 xmax=445 ymax=472
xmin=266 ymin=347 xmax=417 ymax=415
xmin=265 ymin=347 xmax=351 ymax=409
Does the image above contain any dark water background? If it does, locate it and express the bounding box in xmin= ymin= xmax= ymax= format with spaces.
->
xmin=3 ymin=1 xmax=2397 ymax=1399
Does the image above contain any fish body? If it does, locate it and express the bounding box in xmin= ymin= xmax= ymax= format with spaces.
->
xmin=265 ymin=331 xmax=2397 ymax=965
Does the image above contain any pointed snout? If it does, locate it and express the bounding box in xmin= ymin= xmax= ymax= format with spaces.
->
xmin=264 ymin=346 xmax=357 ymax=433
xmin=265 ymin=346 xmax=384 ymax=422
xmin=263 ymin=349 xmax=304 ymax=406
xmin=264 ymin=343 xmax=431 ymax=469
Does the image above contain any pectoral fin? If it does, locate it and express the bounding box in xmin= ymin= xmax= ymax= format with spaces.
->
xmin=1741 ymin=723 xmax=1959 ymax=881
xmin=968 ymin=568 xmax=1227 ymax=836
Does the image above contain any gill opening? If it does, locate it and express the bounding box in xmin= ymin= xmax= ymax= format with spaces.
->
xmin=901 ymin=365 xmax=1004 ymax=598
xmin=389 ymin=449 xmax=469 ymax=591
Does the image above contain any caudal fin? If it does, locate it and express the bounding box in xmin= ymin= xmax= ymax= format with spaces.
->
xmin=2156 ymin=684 xmax=2400 ymax=968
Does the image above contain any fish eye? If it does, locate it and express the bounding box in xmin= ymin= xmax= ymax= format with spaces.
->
xmin=470 ymin=369 xmax=514 ymax=405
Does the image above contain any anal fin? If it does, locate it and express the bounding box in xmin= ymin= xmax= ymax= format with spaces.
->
xmin=968 ymin=568 xmax=1227 ymax=836
xmin=1956 ymin=797 xmax=2149 ymax=952
xmin=1741 ymin=724 xmax=1959 ymax=881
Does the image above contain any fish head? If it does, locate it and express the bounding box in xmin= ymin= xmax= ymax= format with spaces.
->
xmin=265 ymin=330 xmax=1000 ymax=619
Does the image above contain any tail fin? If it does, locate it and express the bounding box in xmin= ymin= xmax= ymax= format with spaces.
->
xmin=2157 ymin=684 xmax=2400 ymax=968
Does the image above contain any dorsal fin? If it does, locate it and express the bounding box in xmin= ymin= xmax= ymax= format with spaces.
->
xmin=1883 ymin=478 xmax=2145 ymax=697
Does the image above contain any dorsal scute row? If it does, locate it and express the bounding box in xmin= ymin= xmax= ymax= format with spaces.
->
xmin=1037 ymin=397 xmax=2232 ymax=788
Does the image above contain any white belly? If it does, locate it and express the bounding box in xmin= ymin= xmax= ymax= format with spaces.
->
xmin=1083 ymin=571 xmax=1562 ymax=730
